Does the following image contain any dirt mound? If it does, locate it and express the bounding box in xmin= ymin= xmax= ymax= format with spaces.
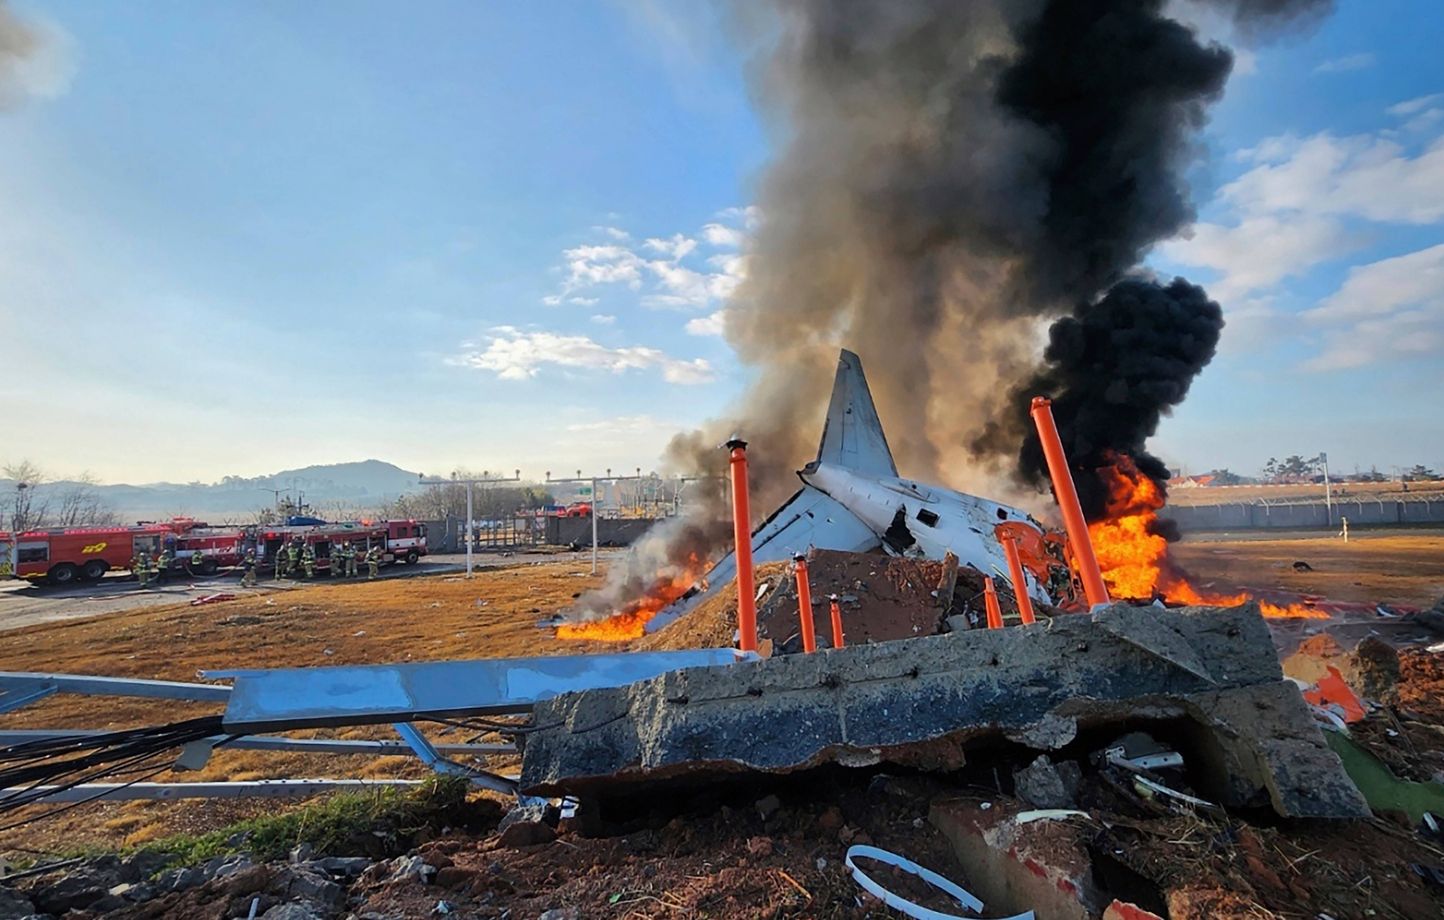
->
xmin=636 ymin=550 xmax=1045 ymax=654
xmin=633 ymin=562 xmax=790 ymax=653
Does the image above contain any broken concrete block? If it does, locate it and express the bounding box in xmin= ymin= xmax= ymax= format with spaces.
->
xmin=520 ymin=603 xmax=1368 ymax=818
xmin=930 ymin=798 xmax=1101 ymax=920
xmin=1014 ymin=755 xmax=1082 ymax=809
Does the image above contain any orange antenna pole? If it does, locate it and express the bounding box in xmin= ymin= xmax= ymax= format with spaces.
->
xmin=828 ymin=593 xmax=845 ymax=649
xmin=1029 ymin=397 xmax=1111 ymax=608
xmin=983 ymin=577 xmax=1004 ymax=630
xmin=726 ymin=437 xmax=757 ymax=653
xmin=792 ymin=553 xmax=816 ymax=653
xmin=1000 ymin=534 xmax=1037 ymax=625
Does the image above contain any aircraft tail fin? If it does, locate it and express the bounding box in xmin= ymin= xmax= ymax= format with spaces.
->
xmin=815 ymin=349 xmax=898 ymax=477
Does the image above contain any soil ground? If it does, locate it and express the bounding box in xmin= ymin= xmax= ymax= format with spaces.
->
xmin=0 ymin=530 xmax=1442 ymax=913
xmin=1171 ymin=531 xmax=1444 ymax=608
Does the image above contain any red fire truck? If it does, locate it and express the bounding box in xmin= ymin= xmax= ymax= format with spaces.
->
xmin=1 ymin=519 xmax=428 ymax=584
xmin=253 ymin=521 xmax=423 ymax=574
xmin=0 ymin=524 xmax=174 ymax=584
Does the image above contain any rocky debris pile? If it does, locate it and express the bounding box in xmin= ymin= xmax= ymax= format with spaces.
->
xmin=637 ymin=548 xmax=1044 ymax=656
xmin=632 ymin=562 xmax=791 ymax=653
xmin=524 ymin=603 xmax=1367 ymax=821
xmin=7 ymin=743 xmax=1444 ymax=919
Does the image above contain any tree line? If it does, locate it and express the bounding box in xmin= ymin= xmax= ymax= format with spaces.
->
xmin=2 ymin=462 xmax=119 ymax=533
xmin=1203 ymin=457 xmax=1441 ymax=486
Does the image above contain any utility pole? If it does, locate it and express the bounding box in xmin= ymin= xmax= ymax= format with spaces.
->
xmin=1319 ymin=451 xmax=1332 ymax=526
xmin=419 ymin=470 xmax=521 ymax=578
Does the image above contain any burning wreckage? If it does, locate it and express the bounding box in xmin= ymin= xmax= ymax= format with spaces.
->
xmin=5 ymin=348 xmax=1433 ymax=918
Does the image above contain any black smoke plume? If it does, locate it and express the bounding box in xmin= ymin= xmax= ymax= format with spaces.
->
xmin=574 ymin=0 xmax=1330 ymax=622
xmin=1014 ymin=278 xmax=1224 ymax=519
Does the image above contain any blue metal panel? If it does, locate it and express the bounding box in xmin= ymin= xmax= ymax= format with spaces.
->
xmin=209 ymin=648 xmax=746 ymax=732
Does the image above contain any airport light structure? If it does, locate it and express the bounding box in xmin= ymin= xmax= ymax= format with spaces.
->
xmin=418 ymin=470 xmax=522 ymax=578
xmin=545 ymin=468 xmax=653 ymax=575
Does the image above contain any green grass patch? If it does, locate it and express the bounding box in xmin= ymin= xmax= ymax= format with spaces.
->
xmin=1326 ymin=731 xmax=1444 ymax=823
xmin=136 ymin=776 xmax=498 ymax=866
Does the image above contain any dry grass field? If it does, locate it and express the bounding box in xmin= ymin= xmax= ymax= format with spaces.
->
xmin=0 ymin=532 xmax=1440 ymax=856
xmin=1167 ymin=480 xmax=1444 ymax=506
xmin=1171 ymin=532 xmax=1444 ymax=608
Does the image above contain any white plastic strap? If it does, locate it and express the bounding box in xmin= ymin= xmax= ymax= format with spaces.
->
xmin=844 ymin=844 xmax=1034 ymax=920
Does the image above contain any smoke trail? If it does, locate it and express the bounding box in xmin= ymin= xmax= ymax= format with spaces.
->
xmin=0 ymin=1 xmax=69 ymax=110
xmin=669 ymin=0 xmax=1328 ymax=504
xmin=570 ymin=0 xmax=1330 ymax=622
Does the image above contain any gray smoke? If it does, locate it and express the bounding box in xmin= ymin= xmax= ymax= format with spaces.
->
xmin=570 ymin=0 xmax=1331 ymax=623
xmin=0 ymin=1 xmax=62 ymax=110
xmin=666 ymin=0 xmax=1330 ymax=514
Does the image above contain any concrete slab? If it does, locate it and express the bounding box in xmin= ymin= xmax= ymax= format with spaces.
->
xmin=929 ymin=798 xmax=1101 ymax=920
xmin=519 ymin=603 xmax=1368 ymax=818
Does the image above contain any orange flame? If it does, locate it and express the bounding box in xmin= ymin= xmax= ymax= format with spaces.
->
xmin=555 ymin=553 xmax=706 ymax=641
xmin=1087 ymin=455 xmax=1325 ymax=618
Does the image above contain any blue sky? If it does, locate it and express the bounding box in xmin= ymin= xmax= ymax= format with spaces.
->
xmin=2 ymin=0 xmax=1441 ymax=484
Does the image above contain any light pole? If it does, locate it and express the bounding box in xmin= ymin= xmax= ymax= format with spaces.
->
xmin=1319 ymin=452 xmax=1332 ymax=526
xmin=545 ymin=470 xmax=654 ymax=575
xmin=419 ymin=469 xmax=522 ymax=578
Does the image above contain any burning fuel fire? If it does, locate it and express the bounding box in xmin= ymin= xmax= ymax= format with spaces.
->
xmin=1088 ymin=454 xmax=1326 ymax=619
xmin=555 ymin=553 xmax=706 ymax=642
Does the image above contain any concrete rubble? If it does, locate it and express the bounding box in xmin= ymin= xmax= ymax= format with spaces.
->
xmin=520 ymin=601 xmax=1370 ymax=819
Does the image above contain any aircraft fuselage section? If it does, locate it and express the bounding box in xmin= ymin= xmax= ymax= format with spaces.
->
xmin=799 ymin=463 xmax=1049 ymax=602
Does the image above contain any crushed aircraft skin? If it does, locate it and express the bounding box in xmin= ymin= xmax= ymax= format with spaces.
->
xmin=520 ymin=602 xmax=1369 ymax=820
xmin=645 ymin=349 xmax=1063 ymax=634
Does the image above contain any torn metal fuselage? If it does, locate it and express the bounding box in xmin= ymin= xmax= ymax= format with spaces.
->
xmin=646 ymin=349 xmax=1059 ymax=634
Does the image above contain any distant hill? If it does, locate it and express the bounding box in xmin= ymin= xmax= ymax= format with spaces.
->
xmin=1 ymin=460 xmax=424 ymax=524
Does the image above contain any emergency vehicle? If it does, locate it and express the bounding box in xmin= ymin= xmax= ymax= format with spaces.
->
xmin=2 ymin=519 xmax=427 ymax=584
xmin=0 ymin=524 xmax=174 ymax=584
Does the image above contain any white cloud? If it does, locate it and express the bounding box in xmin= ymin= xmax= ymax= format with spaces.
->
xmin=1222 ymin=132 xmax=1444 ymax=224
xmin=1301 ymin=244 xmax=1444 ymax=370
xmin=1388 ymin=94 xmax=1444 ymax=118
xmin=561 ymin=244 xmax=646 ymax=290
xmin=1166 ymin=115 xmax=1444 ymax=372
xmin=715 ymin=205 xmax=761 ymax=229
xmin=643 ymin=233 xmax=698 ymax=260
xmin=701 ymin=222 xmax=744 ymax=247
xmin=685 ymin=309 xmax=727 ymax=337
xmin=1159 ymin=214 xmax=1355 ymax=300
xmin=590 ymin=313 xmax=615 ymax=324
xmin=1312 ymin=53 xmax=1375 ymax=75
xmin=592 ymin=225 xmax=631 ymax=241
xmin=1307 ymin=243 xmax=1444 ymax=324
xmin=453 ymin=328 xmax=713 ymax=385
xmin=544 ymin=212 xmax=752 ymax=311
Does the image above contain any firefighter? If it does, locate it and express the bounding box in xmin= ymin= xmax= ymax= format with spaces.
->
xmin=344 ymin=542 xmax=358 ymax=578
xmin=274 ymin=543 xmax=291 ymax=580
xmin=154 ymin=548 xmax=172 ymax=585
xmin=239 ymin=549 xmax=258 ymax=587
xmin=366 ymin=546 xmax=380 ymax=579
xmin=132 ymin=551 xmax=151 ymax=588
xmin=190 ymin=549 xmax=206 ymax=573
xmin=301 ymin=542 xmax=316 ymax=578
xmin=287 ymin=538 xmax=303 ymax=577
